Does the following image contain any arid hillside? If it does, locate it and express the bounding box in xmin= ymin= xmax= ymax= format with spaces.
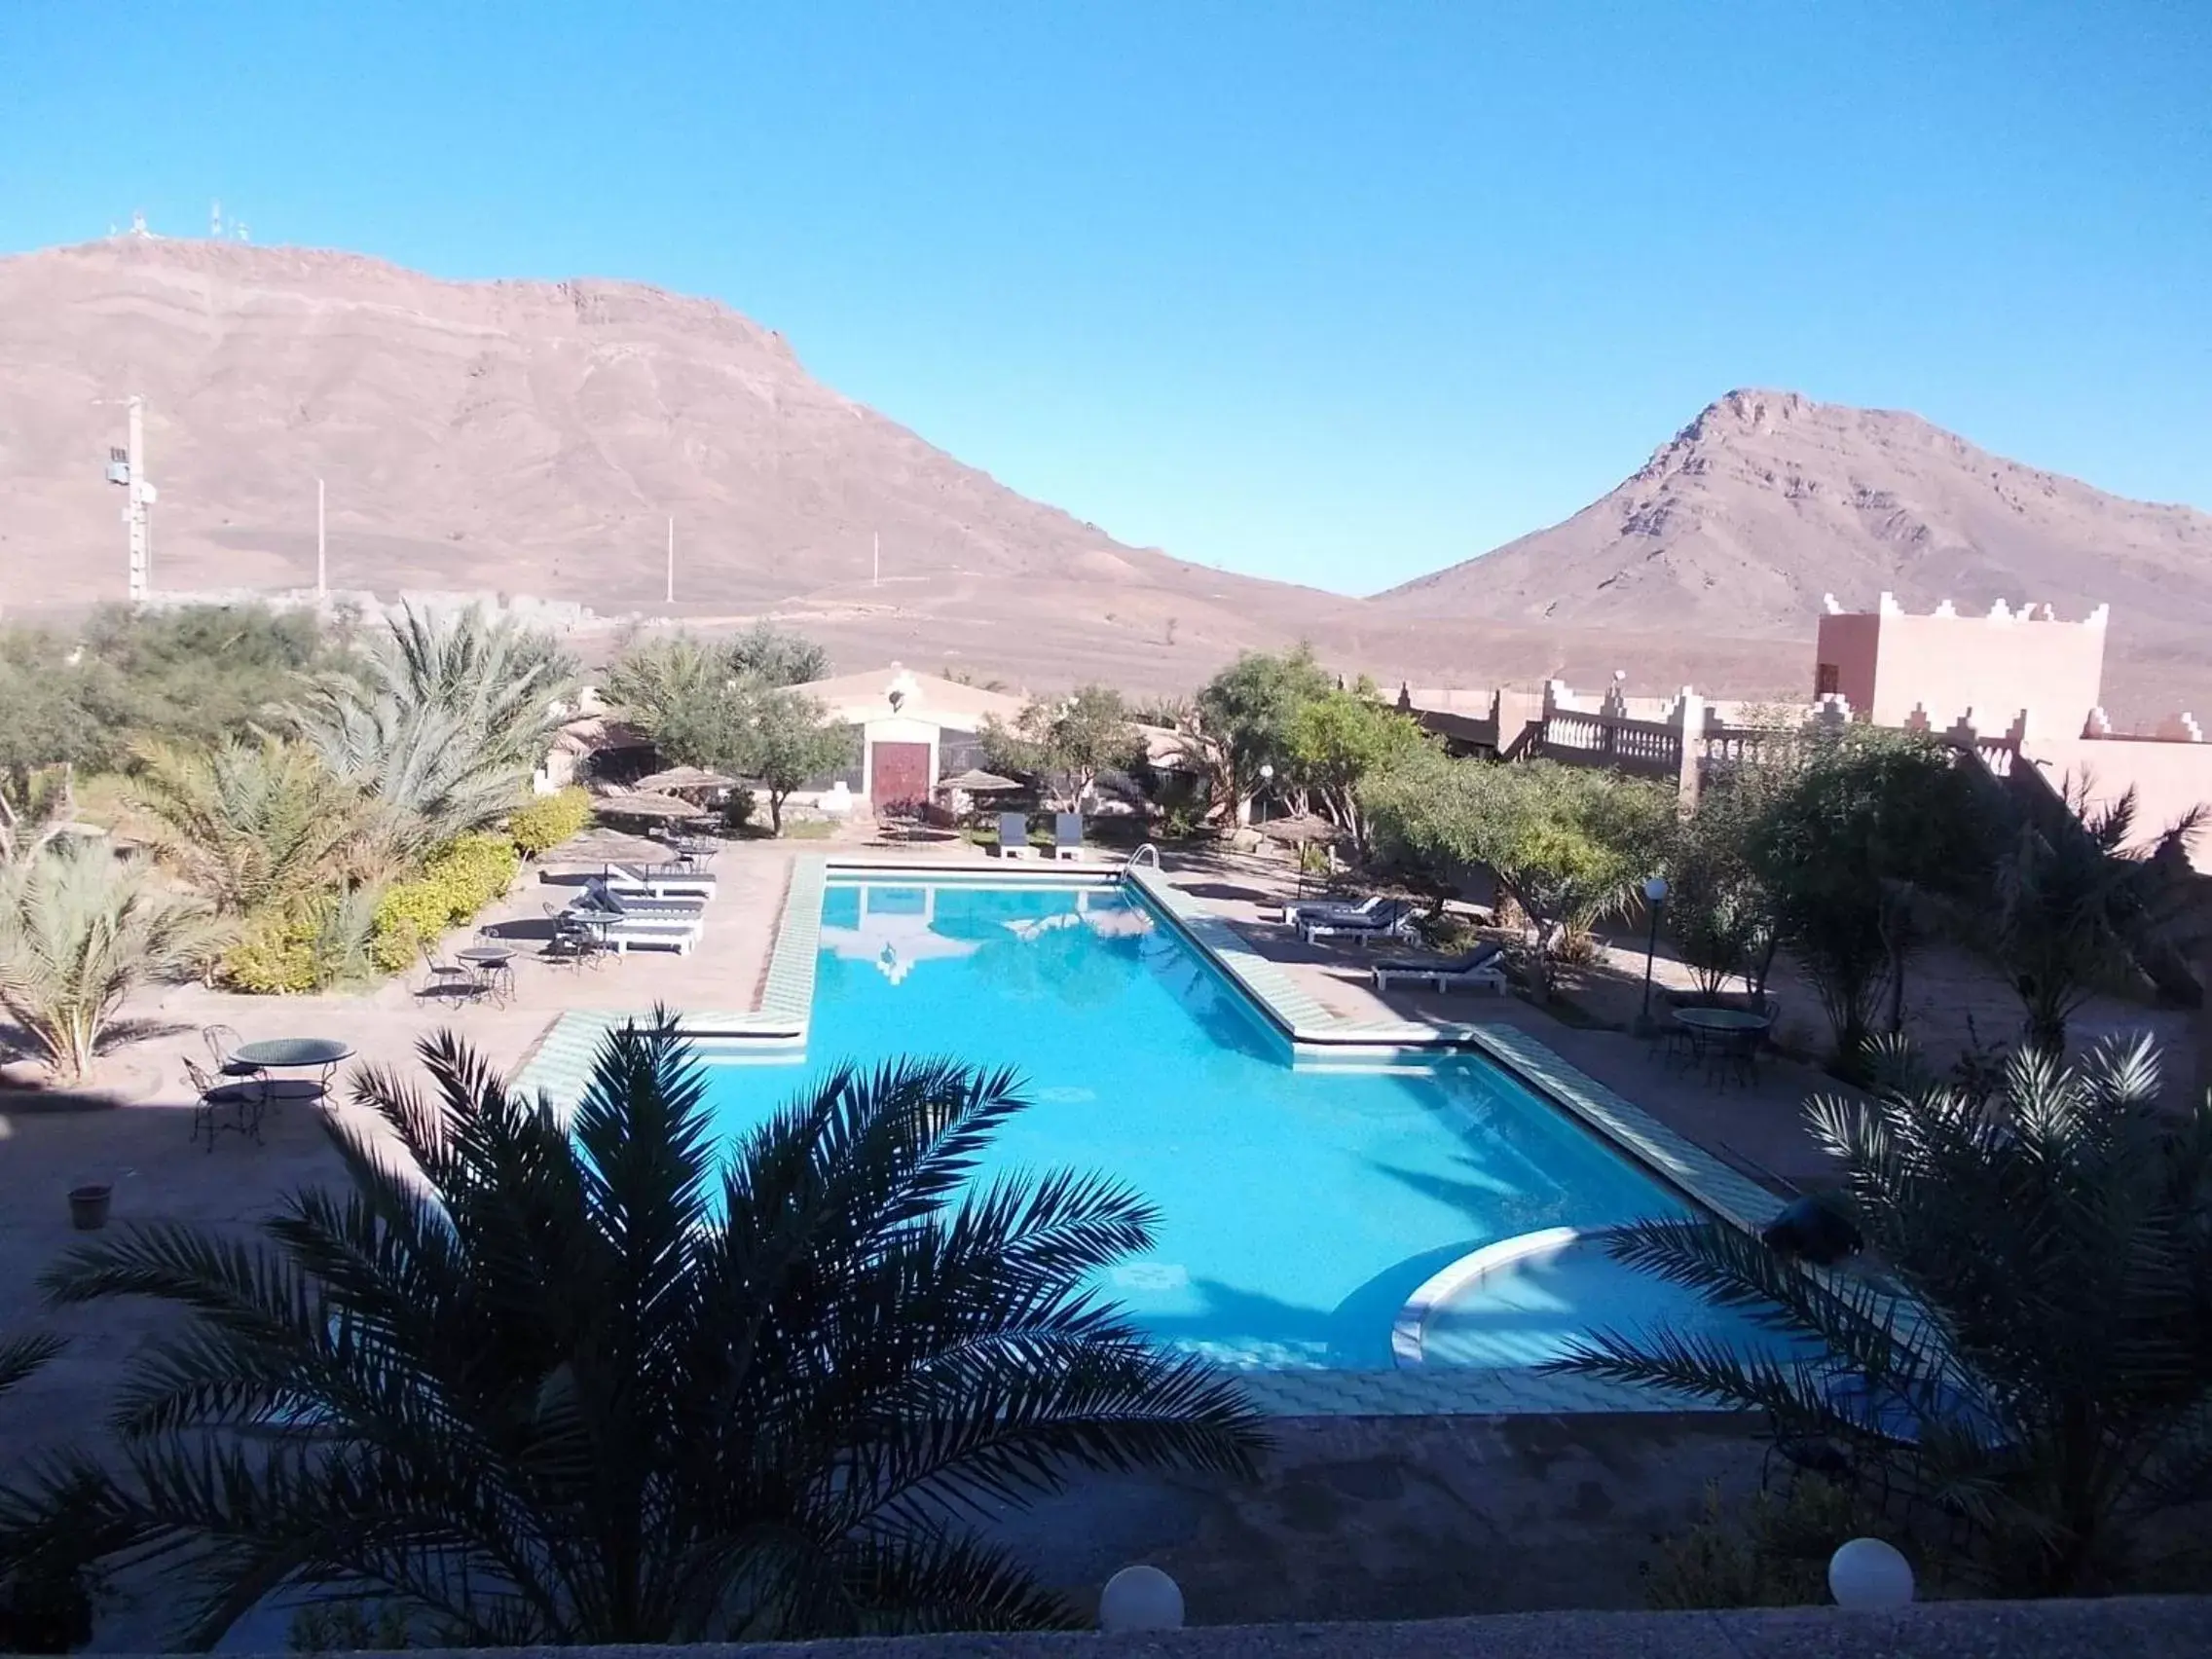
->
xmin=2 ymin=243 xmax=2202 ymax=716
xmin=0 ymin=237 xmax=1338 ymax=671
xmin=1375 ymin=388 xmax=2212 ymax=711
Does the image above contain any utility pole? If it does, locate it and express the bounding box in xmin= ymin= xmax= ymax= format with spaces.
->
xmin=666 ymin=517 xmax=675 ymax=606
xmin=316 ymin=477 xmax=327 ymax=598
xmin=105 ymin=395 xmax=156 ymax=603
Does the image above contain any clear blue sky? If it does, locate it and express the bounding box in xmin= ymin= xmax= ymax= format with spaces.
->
xmin=4 ymin=1 xmax=2207 ymax=595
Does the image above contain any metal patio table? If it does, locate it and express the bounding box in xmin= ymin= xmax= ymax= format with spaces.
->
xmin=1671 ymin=1006 xmax=1772 ymax=1090
xmin=457 ymin=944 xmax=518 ymax=1005
xmin=229 ymin=1037 xmax=355 ymax=1104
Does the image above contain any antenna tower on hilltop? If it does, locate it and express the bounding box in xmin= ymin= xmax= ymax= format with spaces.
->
xmin=210 ymin=199 xmax=223 ymax=237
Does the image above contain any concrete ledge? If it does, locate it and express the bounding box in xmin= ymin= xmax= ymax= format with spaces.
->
xmin=226 ymin=1598 xmax=2212 ymax=1659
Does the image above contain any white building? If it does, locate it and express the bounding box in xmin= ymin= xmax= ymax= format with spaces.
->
xmin=789 ymin=663 xmax=1028 ymax=810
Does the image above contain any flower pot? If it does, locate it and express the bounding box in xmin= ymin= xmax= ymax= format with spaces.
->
xmin=67 ymin=1184 xmax=112 ymax=1231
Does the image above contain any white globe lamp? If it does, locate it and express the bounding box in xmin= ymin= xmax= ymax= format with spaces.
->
xmin=1099 ymin=1564 xmax=1185 ymax=1632
xmin=1827 ymin=1537 xmax=1914 ymax=1608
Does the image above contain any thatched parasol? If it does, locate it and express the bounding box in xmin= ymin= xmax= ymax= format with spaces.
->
xmin=593 ymin=790 xmax=704 ymax=821
xmin=1254 ymin=812 xmax=1344 ymax=846
xmin=936 ymin=768 xmax=1022 ymax=794
xmin=635 ymin=764 xmax=739 ymax=794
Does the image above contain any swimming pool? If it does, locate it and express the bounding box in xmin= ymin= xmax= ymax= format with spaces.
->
xmin=697 ymin=877 xmax=1776 ymax=1376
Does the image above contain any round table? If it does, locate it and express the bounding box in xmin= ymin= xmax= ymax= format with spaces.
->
xmin=1672 ymin=1007 xmax=1771 ymax=1036
xmin=229 ymin=1038 xmax=354 ymax=1103
xmin=1669 ymin=1007 xmax=1772 ymax=1089
xmin=457 ymin=945 xmax=517 ymax=1004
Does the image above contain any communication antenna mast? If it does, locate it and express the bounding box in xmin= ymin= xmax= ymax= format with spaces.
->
xmin=129 ymin=208 xmax=148 ymax=238
xmin=210 ymin=199 xmax=223 ymax=238
xmin=101 ymin=396 xmax=156 ymax=602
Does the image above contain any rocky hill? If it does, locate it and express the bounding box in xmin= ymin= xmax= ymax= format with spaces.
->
xmin=3 ymin=242 xmax=2204 ymax=715
xmin=0 ymin=237 xmax=1335 ymax=680
xmin=1376 ymin=388 xmax=2212 ymax=672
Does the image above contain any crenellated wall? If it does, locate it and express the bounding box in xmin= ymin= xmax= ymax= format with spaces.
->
xmin=1814 ymin=591 xmax=2108 ymax=739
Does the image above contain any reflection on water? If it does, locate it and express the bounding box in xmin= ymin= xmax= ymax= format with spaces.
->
xmin=817 ymin=884 xmax=977 ymax=984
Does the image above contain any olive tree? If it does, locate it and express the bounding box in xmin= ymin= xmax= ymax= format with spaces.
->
xmin=1286 ymin=687 xmax=1431 ymax=858
xmin=1364 ymin=751 xmax=1671 ymax=991
xmin=981 ymin=685 xmax=1144 ymax=811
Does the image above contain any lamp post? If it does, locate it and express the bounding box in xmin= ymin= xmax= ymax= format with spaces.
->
xmin=1638 ymin=874 xmax=1669 ymax=1034
xmin=1256 ymin=761 xmax=1274 ymax=827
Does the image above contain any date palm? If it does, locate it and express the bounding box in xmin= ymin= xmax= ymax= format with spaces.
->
xmin=129 ymin=736 xmax=389 ymax=913
xmin=0 ymin=844 xmax=223 ymax=1082
xmin=1549 ymin=1036 xmax=2212 ymax=1594
xmin=292 ymin=607 xmax=573 ymax=847
xmin=1988 ymin=782 xmax=2203 ymax=1056
xmin=0 ymin=1336 xmax=61 ymax=1400
xmin=7 ymin=1014 xmax=1262 ymax=1646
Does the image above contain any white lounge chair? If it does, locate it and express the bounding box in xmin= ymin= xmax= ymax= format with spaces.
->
xmin=1052 ymin=813 xmax=1084 ymax=861
xmin=997 ymin=812 xmax=1030 ymax=860
xmin=576 ymin=879 xmax=705 ymax=919
xmin=1300 ymin=903 xmax=1411 ymax=946
xmin=571 ymin=912 xmax=704 ymax=956
xmin=1282 ymin=894 xmax=1389 ymax=928
xmin=1372 ymin=942 xmax=1509 ymax=995
xmin=605 ymin=862 xmax=716 ymax=901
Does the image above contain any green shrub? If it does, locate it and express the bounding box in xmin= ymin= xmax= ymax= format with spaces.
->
xmin=507 ymin=786 xmax=594 ymax=857
xmin=1644 ymin=1478 xmax=1907 ymax=1609
xmin=222 ymin=888 xmax=384 ymax=995
xmin=289 ymin=1599 xmax=414 ymax=1651
xmin=370 ymin=833 xmax=518 ymax=971
xmin=222 ymin=905 xmax=321 ymax=994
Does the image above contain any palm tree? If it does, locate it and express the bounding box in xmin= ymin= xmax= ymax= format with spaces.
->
xmin=7 ymin=1015 xmax=1263 ymax=1646
xmin=291 ymin=608 xmax=573 ymax=847
xmin=1988 ymin=782 xmax=2203 ymax=1057
xmin=1548 ymin=1036 xmax=2212 ymax=1595
xmin=0 ymin=1335 xmax=60 ymax=1400
xmin=0 ymin=844 xmax=222 ymax=1083
xmin=0 ymin=1333 xmax=95 ymax=1656
xmin=129 ymin=736 xmax=389 ymax=914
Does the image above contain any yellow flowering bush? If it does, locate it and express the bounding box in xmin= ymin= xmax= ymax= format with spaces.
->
xmin=508 ymin=787 xmax=594 ymax=857
xmin=370 ymin=833 xmax=520 ymax=971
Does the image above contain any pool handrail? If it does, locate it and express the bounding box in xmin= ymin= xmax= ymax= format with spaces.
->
xmin=1124 ymin=842 xmax=1161 ymax=871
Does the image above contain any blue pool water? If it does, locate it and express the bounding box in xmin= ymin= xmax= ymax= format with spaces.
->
xmin=699 ymin=879 xmax=1756 ymax=1372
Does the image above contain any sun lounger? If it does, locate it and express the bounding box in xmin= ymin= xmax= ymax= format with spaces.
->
xmin=997 ymin=812 xmax=1030 ymax=860
xmin=567 ymin=911 xmax=704 ymax=955
xmin=1372 ymin=942 xmax=1508 ymax=994
xmin=1282 ymin=894 xmax=1388 ymax=928
xmin=574 ymin=880 xmax=705 ymax=920
xmin=1300 ymin=903 xmax=1411 ymax=946
xmin=1052 ymin=813 xmax=1084 ymax=861
xmin=605 ymin=862 xmax=716 ymax=900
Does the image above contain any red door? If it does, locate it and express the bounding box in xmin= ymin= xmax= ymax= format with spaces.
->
xmin=870 ymin=741 xmax=932 ymax=812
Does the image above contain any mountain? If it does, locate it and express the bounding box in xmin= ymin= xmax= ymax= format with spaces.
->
xmin=0 ymin=237 xmax=1337 ymax=682
xmin=3 ymin=241 xmax=2204 ymax=715
xmin=1376 ymin=389 xmax=2212 ymax=672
